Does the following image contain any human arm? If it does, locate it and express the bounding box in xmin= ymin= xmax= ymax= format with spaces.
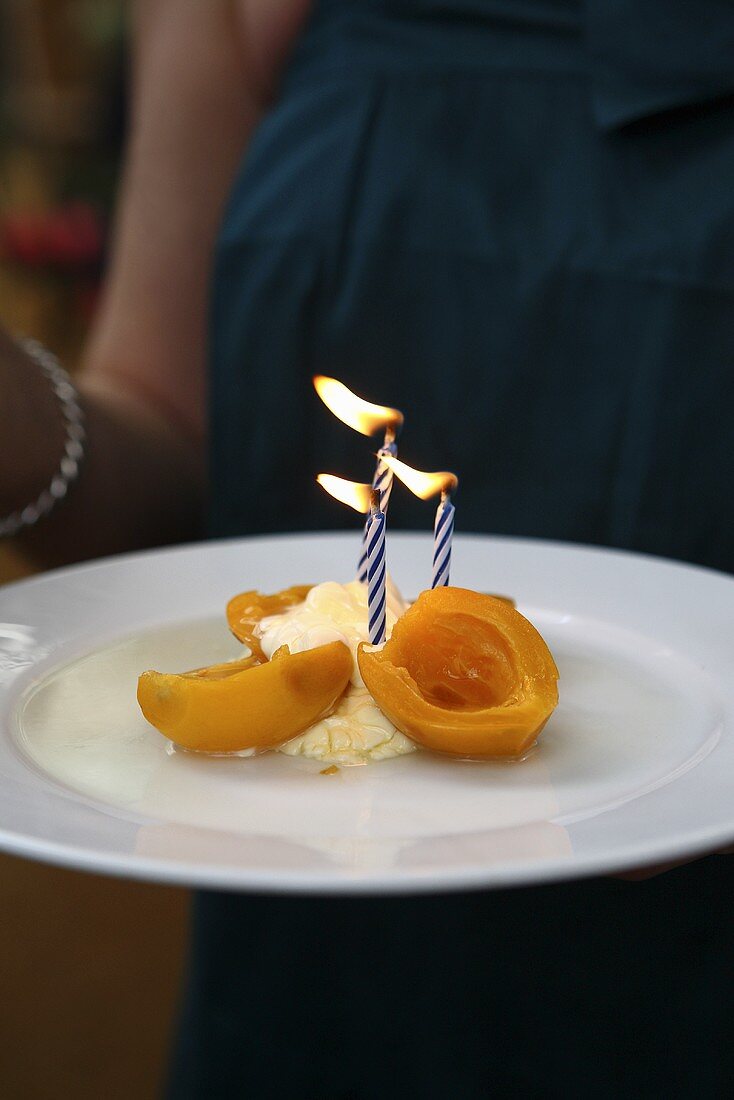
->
xmin=0 ymin=0 xmax=311 ymax=568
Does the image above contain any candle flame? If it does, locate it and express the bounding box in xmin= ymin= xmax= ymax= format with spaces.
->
xmin=381 ymin=455 xmax=458 ymax=500
xmin=316 ymin=473 xmax=374 ymax=514
xmin=313 ymin=376 xmax=404 ymax=438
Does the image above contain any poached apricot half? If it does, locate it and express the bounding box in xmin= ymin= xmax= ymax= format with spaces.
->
xmin=358 ymin=587 xmax=558 ymax=758
xmin=138 ymin=641 xmax=351 ymax=754
xmin=226 ymin=585 xmax=312 ymax=658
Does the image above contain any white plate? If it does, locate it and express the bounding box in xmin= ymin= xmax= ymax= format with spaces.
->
xmin=0 ymin=533 xmax=732 ymax=894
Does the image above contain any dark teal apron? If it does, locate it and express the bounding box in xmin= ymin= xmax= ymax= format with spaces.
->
xmin=171 ymin=2 xmax=734 ymax=1095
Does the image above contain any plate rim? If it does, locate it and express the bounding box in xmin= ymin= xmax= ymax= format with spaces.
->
xmin=0 ymin=816 xmax=728 ymax=895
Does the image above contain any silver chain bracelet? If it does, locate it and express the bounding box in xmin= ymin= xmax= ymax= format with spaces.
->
xmin=0 ymin=338 xmax=86 ymax=538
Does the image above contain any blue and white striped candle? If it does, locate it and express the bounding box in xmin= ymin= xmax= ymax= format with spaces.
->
xmin=378 ymin=455 xmax=459 ymax=591
xmin=366 ymin=489 xmax=387 ymax=645
xmin=312 ymin=376 xmax=403 ymax=586
xmin=432 ymin=493 xmax=456 ymax=588
xmin=315 ymin=475 xmax=387 ymax=641
xmin=357 ymin=439 xmax=397 ymax=583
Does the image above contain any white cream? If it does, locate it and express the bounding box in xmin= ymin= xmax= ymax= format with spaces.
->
xmin=258 ymin=578 xmax=407 ymax=688
xmin=256 ymin=578 xmax=416 ymax=763
xmin=279 ymin=686 xmax=415 ymax=764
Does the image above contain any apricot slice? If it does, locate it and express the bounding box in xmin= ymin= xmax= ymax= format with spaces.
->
xmin=138 ymin=641 xmax=351 ymax=753
xmin=226 ymin=585 xmax=312 ymax=658
xmin=358 ymin=587 xmax=558 ymax=758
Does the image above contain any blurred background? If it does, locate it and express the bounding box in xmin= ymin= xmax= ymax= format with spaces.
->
xmin=0 ymin=4 xmax=188 ymax=1095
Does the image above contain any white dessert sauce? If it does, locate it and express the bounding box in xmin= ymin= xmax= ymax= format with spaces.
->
xmin=256 ymin=578 xmax=416 ymax=764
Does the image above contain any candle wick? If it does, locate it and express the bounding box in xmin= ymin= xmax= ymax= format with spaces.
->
xmin=441 ymin=490 xmax=451 ymax=506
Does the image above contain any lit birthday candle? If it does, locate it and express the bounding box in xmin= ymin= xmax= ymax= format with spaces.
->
xmin=358 ymin=440 xmax=398 ymax=584
xmin=313 ymin=376 xmax=403 ymax=582
xmin=365 ymin=488 xmax=387 ymax=644
xmin=381 ymin=456 xmax=459 ymax=588
xmin=431 ymin=491 xmax=456 ymax=588
xmin=316 ymin=475 xmax=387 ymax=642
